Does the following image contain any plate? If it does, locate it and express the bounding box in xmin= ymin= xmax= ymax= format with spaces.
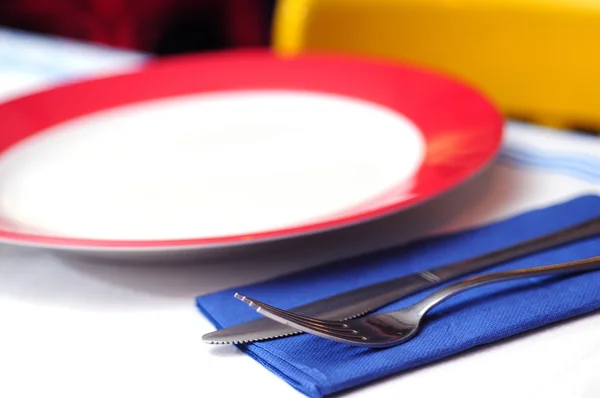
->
xmin=0 ymin=50 xmax=503 ymax=252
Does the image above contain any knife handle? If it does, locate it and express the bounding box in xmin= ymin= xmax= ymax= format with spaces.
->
xmin=431 ymin=215 xmax=600 ymax=281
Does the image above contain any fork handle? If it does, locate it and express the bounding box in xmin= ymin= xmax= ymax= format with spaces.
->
xmin=410 ymin=255 xmax=600 ymax=317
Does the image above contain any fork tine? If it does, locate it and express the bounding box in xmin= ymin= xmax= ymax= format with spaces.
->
xmin=236 ymin=294 xmax=368 ymax=341
xmin=256 ymin=303 xmax=369 ymax=342
xmin=234 ymin=293 xmax=349 ymax=328
xmin=255 ymin=303 xmax=354 ymax=332
xmin=252 ymin=303 xmax=360 ymax=335
xmin=235 ymin=293 xmax=339 ymax=328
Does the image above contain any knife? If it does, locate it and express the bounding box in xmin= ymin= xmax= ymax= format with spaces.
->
xmin=202 ymin=215 xmax=600 ymax=344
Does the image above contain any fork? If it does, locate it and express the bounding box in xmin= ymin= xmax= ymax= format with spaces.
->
xmin=235 ymin=255 xmax=600 ymax=348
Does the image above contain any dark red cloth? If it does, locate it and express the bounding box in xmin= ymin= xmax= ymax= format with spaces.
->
xmin=0 ymin=0 xmax=271 ymax=53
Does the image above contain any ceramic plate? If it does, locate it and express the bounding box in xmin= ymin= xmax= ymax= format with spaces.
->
xmin=0 ymin=50 xmax=503 ymax=252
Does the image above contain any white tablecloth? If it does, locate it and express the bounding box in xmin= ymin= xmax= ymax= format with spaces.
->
xmin=0 ymin=27 xmax=599 ymax=398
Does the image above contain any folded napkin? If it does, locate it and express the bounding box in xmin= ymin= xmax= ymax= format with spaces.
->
xmin=197 ymin=195 xmax=600 ymax=397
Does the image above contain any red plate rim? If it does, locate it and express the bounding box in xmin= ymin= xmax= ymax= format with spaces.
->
xmin=0 ymin=50 xmax=503 ymax=250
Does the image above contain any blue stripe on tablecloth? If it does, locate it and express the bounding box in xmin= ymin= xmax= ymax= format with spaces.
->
xmin=499 ymin=146 xmax=600 ymax=183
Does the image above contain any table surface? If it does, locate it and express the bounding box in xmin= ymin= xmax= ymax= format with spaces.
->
xmin=1 ymin=27 xmax=599 ymax=398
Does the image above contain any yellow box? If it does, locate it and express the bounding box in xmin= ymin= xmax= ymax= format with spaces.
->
xmin=273 ymin=0 xmax=600 ymax=132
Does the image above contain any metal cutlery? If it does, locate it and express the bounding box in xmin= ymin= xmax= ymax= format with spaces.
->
xmin=202 ymin=215 xmax=600 ymax=344
xmin=236 ymin=255 xmax=600 ymax=348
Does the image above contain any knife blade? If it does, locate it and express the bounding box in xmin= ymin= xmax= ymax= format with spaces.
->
xmin=202 ymin=215 xmax=600 ymax=344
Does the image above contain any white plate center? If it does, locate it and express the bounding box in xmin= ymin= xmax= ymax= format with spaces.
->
xmin=0 ymin=90 xmax=425 ymax=241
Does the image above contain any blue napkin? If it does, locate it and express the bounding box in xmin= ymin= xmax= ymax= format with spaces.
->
xmin=197 ymin=195 xmax=600 ymax=397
